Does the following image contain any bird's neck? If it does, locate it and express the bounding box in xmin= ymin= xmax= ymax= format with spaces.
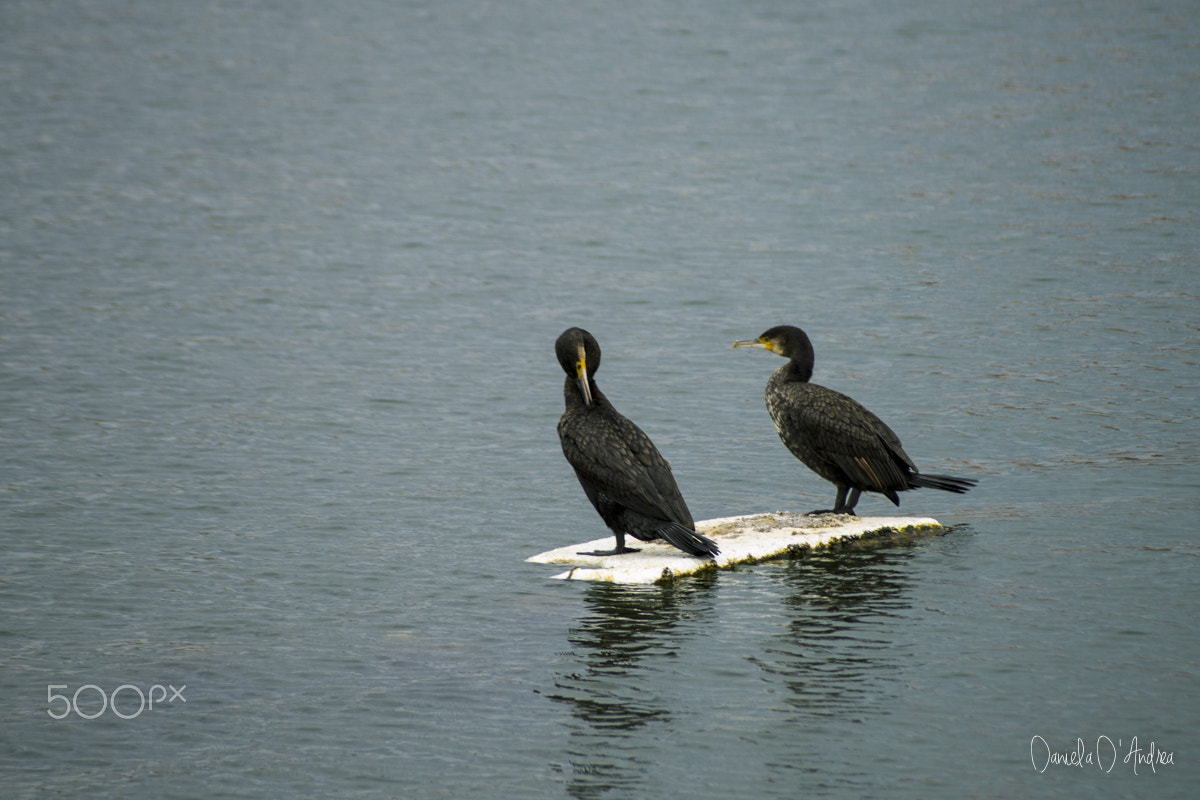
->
xmin=778 ymin=357 xmax=813 ymax=383
xmin=562 ymin=376 xmax=606 ymax=410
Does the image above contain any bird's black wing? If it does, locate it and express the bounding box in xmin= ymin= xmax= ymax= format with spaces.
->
xmin=558 ymin=408 xmax=694 ymax=528
xmin=774 ymin=383 xmax=912 ymax=491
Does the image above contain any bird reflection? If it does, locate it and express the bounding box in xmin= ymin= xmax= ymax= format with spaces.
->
xmin=752 ymin=540 xmax=920 ymax=722
xmin=548 ymin=579 xmax=717 ymax=799
xmin=545 ymin=532 xmax=950 ymax=795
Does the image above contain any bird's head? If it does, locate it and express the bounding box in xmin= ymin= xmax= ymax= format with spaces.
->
xmin=555 ymin=327 xmax=601 ymax=406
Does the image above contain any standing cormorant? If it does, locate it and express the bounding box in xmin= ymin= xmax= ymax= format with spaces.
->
xmin=555 ymin=327 xmax=719 ymax=558
xmin=733 ymin=325 xmax=976 ymax=515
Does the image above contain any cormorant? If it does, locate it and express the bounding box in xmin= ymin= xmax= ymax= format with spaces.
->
xmin=555 ymin=327 xmax=719 ymax=558
xmin=733 ymin=325 xmax=976 ymax=515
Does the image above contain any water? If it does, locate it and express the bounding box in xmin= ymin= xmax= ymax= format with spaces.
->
xmin=2 ymin=0 xmax=1197 ymax=797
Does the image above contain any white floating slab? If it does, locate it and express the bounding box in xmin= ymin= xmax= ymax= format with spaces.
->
xmin=527 ymin=512 xmax=946 ymax=584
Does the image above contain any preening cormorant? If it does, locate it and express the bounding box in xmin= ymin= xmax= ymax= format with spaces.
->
xmin=555 ymin=327 xmax=719 ymax=558
xmin=733 ymin=325 xmax=976 ymax=515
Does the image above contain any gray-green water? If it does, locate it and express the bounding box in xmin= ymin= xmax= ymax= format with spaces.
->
xmin=2 ymin=0 xmax=1197 ymax=797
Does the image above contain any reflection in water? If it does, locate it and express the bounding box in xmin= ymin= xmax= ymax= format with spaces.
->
xmin=548 ymin=534 xmax=944 ymax=797
xmin=549 ymin=578 xmax=717 ymax=799
xmin=755 ymin=541 xmax=920 ymax=722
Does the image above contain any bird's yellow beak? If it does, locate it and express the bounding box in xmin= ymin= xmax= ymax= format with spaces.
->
xmin=574 ymin=345 xmax=593 ymax=406
xmin=732 ymin=337 xmax=773 ymax=352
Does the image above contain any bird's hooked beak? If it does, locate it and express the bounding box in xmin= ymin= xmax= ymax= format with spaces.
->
xmin=732 ymin=337 xmax=773 ymax=353
xmin=574 ymin=344 xmax=593 ymax=406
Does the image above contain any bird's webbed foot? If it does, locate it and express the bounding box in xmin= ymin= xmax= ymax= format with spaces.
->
xmin=806 ymin=508 xmax=855 ymax=516
xmin=578 ymin=546 xmax=641 ymax=557
xmin=579 ymin=531 xmax=641 ymax=556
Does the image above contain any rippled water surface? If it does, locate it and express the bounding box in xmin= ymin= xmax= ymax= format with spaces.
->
xmin=2 ymin=1 xmax=1198 ymax=797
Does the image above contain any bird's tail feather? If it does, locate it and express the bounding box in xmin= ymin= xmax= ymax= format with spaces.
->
xmin=909 ymin=473 xmax=977 ymax=494
xmin=658 ymin=522 xmax=720 ymax=559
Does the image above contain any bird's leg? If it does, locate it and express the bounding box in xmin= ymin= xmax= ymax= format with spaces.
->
xmin=808 ymin=486 xmax=851 ymax=516
xmin=840 ymin=488 xmax=861 ymax=515
xmin=578 ymin=529 xmax=642 ymax=557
